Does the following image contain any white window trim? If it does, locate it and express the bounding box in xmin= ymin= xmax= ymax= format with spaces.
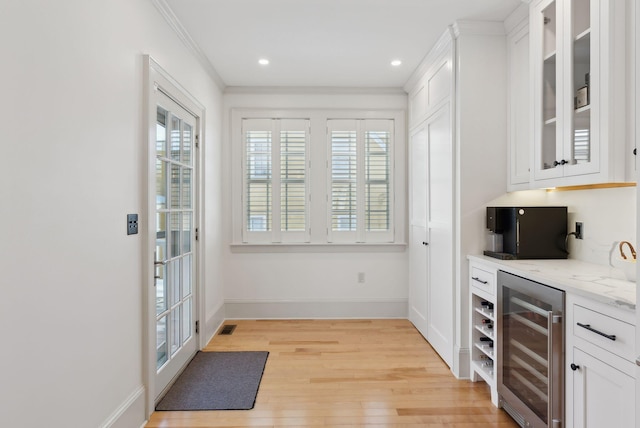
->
xmin=230 ymin=108 xmax=406 ymax=249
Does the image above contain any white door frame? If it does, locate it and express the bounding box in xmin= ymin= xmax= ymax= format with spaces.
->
xmin=143 ymin=55 xmax=206 ymax=418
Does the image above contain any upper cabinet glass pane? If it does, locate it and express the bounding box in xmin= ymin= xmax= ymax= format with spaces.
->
xmin=573 ymin=0 xmax=590 ymax=38
xmin=572 ymin=0 xmax=591 ymax=165
xmin=541 ymin=1 xmax=558 ymax=170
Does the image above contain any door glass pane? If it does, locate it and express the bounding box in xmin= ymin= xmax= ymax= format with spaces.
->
xmin=183 ymin=213 xmax=192 ymax=254
xmin=170 ymin=212 xmax=181 ymax=258
xmin=156 ymin=264 xmax=166 ymax=315
xmin=542 ymin=2 xmax=558 ymax=170
xmin=170 ymin=115 xmax=181 ymax=162
xmin=156 ymin=107 xmax=167 ymax=157
xmin=182 ymin=298 xmax=192 ymax=344
xmin=182 ymin=168 xmax=192 ymax=209
xmin=182 ymin=254 xmax=192 ymax=298
xmin=156 ymin=213 xmax=167 ymax=262
xmin=156 ymin=160 xmax=167 ymax=210
xmin=169 ymin=260 xmax=180 ymax=306
xmin=170 ymin=305 xmax=181 ymax=356
xmin=183 ymin=123 xmax=192 ymax=166
xmin=156 ymin=315 xmax=168 ymax=370
xmin=170 ymin=164 xmax=181 ymax=209
xmin=572 ymin=0 xmax=591 ymax=164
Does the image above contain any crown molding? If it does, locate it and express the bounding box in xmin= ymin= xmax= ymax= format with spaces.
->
xmin=452 ymin=20 xmax=507 ymax=38
xmin=224 ymin=86 xmax=407 ymax=95
xmin=504 ymin=3 xmax=530 ymax=34
xmin=403 ymin=27 xmax=455 ymax=93
xmin=151 ymin=0 xmax=226 ymax=91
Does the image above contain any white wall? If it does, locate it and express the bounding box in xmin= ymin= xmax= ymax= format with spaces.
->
xmin=222 ymin=89 xmax=409 ymax=317
xmin=0 ymin=1 xmax=223 ymax=427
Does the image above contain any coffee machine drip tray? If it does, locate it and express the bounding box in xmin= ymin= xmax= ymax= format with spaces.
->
xmin=483 ymin=250 xmax=516 ymax=260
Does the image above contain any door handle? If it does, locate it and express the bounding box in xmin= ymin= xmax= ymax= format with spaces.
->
xmin=422 ymin=241 xmax=429 ymax=246
xmin=155 ymin=260 xmax=166 ymax=266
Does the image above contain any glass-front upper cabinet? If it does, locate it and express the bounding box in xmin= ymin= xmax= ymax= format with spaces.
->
xmin=540 ymin=0 xmax=559 ymax=174
xmin=570 ymin=0 xmax=591 ymax=168
xmin=531 ymin=0 xmax=626 ymax=187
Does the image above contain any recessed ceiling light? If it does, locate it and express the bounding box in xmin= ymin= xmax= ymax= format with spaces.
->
xmin=391 ymin=60 xmax=402 ymax=67
xmin=258 ymin=58 xmax=270 ymax=65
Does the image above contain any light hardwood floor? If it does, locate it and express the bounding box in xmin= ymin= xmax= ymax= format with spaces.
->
xmin=146 ymin=319 xmax=518 ymax=427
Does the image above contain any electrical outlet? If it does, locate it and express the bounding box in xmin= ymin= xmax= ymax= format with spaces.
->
xmin=575 ymin=222 xmax=583 ymax=240
xmin=127 ymin=214 xmax=139 ymax=235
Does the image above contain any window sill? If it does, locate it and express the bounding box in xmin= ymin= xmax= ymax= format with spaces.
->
xmin=229 ymin=242 xmax=407 ymax=253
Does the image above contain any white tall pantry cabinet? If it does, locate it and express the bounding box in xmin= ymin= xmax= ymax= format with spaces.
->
xmin=406 ymin=22 xmax=509 ymax=377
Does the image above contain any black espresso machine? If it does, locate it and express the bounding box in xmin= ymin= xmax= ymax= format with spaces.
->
xmin=484 ymin=206 xmax=568 ymax=260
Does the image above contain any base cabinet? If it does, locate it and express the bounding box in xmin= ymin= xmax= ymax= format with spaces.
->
xmin=566 ymin=293 xmax=636 ymax=427
xmin=568 ymin=347 xmax=635 ymax=427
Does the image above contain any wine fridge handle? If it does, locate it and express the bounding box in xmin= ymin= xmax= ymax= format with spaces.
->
xmin=548 ymin=312 xmax=563 ymax=427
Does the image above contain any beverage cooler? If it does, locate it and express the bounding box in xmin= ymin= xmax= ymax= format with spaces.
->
xmin=497 ymin=271 xmax=565 ymax=428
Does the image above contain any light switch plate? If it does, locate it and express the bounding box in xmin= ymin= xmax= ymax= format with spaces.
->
xmin=127 ymin=214 xmax=138 ymax=235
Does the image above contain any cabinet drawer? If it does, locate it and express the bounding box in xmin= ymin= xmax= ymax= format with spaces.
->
xmin=572 ymin=304 xmax=635 ymax=362
xmin=470 ymin=266 xmax=495 ymax=296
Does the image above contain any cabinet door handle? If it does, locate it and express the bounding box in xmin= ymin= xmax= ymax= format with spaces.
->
xmin=576 ymin=322 xmax=616 ymax=341
xmin=570 ymin=363 xmax=580 ymax=371
xmin=472 ymin=277 xmax=488 ymax=285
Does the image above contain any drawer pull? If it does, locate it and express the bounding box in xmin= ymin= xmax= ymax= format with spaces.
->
xmin=472 ymin=277 xmax=488 ymax=285
xmin=577 ymin=322 xmax=617 ymax=341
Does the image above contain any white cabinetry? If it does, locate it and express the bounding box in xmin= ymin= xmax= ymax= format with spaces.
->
xmin=406 ymin=23 xmax=508 ymax=377
xmin=566 ymin=293 xmax=636 ymax=427
xmin=469 ymin=261 xmax=499 ymax=406
xmin=530 ymin=0 xmax=627 ymax=187
xmin=506 ymin=5 xmax=532 ymax=191
xmin=407 ymin=33 xmax=454 ymax=367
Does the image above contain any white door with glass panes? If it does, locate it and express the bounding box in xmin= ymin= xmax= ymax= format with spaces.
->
xmin=153 ymin=89 xmax=198 ymax=400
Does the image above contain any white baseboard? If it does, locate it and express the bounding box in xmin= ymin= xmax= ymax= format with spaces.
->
xmin=99 ymin=385 xmax=145 ymax=428
xmin=453 ymin=346 xmax=471 ymax=379
xmin=204 ymin=303 xmax=226 ymax=346
xmin=224 ymin=298 xmax=408 ymax=319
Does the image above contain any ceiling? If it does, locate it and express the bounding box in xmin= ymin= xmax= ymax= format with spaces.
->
xmin=163 ymin=0 xmax=523 ymax=88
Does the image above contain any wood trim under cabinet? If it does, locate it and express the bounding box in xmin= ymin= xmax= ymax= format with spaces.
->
xmin=547 ymin=182 xmax=636 ymax=192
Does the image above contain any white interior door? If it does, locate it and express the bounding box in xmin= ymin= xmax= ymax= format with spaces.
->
xmin=153 ymin=89 xmax=199 ymax=400
xmin=408 ymin=125 xmax=429 ymax=336
xmin=426 ymin=104 xmax=454 ymax=367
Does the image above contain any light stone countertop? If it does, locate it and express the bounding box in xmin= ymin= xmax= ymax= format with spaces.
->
xmin=468 ymin=255 xmax=637 ymax=313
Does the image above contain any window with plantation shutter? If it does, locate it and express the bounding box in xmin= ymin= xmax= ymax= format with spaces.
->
xmin=242 ymin=118 xmax=310 ymax=243
xmin=327 ymin=119 xmax=393 ymax=243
